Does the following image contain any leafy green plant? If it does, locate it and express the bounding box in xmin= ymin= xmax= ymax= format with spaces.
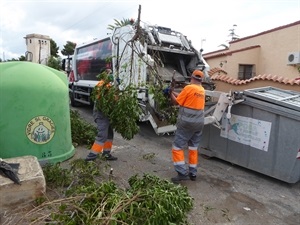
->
xmin=43 ymin=163 xmax=72 ymax=188
xmin=19 ymin=151 xmax=197 ymax=224
xmin=27 ymin=160 xmax=194 ymax=225
xmin=148 ymin=84 xmax=178 ymax=124
xmin=92 ymin=75 xmax=141 ymax=140
xmin=50 ymin=173 xmax=193 ymax=225
xmin=70 ymin=109 xmax=97 ymax=147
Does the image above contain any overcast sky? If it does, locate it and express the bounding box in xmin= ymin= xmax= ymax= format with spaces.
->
xmin=0 ymin=0 xmax=299 ymax=60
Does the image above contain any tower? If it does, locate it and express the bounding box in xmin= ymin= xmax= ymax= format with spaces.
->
xmin=24 ymin=34 xmax=51 ymax=65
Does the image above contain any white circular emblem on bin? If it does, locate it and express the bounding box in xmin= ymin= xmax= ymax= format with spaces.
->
xmin=26 ymin=116 xmax=55 ymax=144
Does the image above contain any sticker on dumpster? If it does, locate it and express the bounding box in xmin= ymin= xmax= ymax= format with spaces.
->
xmin=26 ymin=116 xmax=55 ymax=144
xmin=220 ymin=114 xmax=272 ymax=151
xmin=297 ymin=149 xmax=300 ymax=159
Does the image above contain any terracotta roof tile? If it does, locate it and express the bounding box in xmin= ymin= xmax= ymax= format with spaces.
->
xmin=276 ymin=77 xmax=284 ymax=82
xmin=271 ymin=75 xmax=279 ymax=81
xmin=208 ymin=68 xmax=227 ymax=76
xmin=208 ymin=68 xmax=300 ymax=86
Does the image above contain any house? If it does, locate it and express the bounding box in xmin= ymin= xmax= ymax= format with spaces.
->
xmin=203 ymin=21 xmax=300 ymax=92
xmin=24 ymin=33 xmax=51 ymax=65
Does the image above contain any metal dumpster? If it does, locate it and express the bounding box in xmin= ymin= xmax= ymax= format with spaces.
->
xmin=200 ymin=86 xmax=300 ymax=183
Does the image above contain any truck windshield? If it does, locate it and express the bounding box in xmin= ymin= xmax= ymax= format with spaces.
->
xmin=75 ymin=38 xmax=112 ymax=81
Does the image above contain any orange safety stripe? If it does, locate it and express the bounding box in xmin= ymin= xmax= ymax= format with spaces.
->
xmin=176 ymin=84 xmax=205 ymax=110
xmin=103 ymin=141 xmax=112 ymax=150
xmin=91 ymin=142 xmax=104 ymax=153
xmin=172 ymin=149 xmax=185 ymax=162
xmin=189 ymin=149 xmax=198 ymax=165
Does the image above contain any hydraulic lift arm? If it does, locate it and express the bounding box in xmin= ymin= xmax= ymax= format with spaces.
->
xmin=204 ymin=90 xmax=244 ymax=129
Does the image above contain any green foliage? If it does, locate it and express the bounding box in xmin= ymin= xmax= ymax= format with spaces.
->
xmin=68 ymin=159 xmax=103 ymax=189
xmin=39 ymin=161 xmax=194 ymax=225
xmin=50 ymin=39 xmax=59 ymax=57
xmin=92 ymin=74 xmax=141 ymax=140
xmin=18 ymin=55 xmax=26 ymax=61
xmin=43 ymin=163 xmax=73 ymax=188
xmin=47 ymin=55 xmax=61 ymax=70
xmin=107 ymin=18 xmax=135 ymax=30
xmin=61 ymin=41 xmax=76 ymax=57
xmin=149 ymin=84 xmax=178 ymax=125
xmin=70 ymin=109 xmax=97 ymax=147
xmin=127 ymin=174 xmax=194 ymax=224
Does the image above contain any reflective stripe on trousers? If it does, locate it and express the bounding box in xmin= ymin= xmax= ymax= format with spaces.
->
xmin=172 ymin=146 xmax=198 ymax=176
xmin=91 ymin=140 xmax=113 ymax=154
xmin=90 ymin=104 xmax=114 ymax=154
xmin=172 ymin=107 xmax=204 ymax=176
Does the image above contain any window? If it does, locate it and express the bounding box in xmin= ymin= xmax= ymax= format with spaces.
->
xmin=238 ymin=64 xmax=255 ymax=80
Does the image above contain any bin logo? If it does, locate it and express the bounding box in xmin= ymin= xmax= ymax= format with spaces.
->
xmin=26 ymin=116 xmax=55 ymax=144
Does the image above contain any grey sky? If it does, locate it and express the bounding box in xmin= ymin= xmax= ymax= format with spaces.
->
xmin=1 ymin=0 xmax=299 ymax=60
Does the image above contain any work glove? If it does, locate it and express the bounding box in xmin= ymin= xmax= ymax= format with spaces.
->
xmin=163 ymin=86 xmax=171 ymax=95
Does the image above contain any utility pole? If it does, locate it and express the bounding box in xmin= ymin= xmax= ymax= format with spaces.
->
xmin=38 ymin=40 xmax=42 ymax=64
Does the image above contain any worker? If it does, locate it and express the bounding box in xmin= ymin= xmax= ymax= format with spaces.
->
xmin=85 ymin=69 xmax=118 ymax=161
xmin=169 ymin=69 xmax=205 ymax=182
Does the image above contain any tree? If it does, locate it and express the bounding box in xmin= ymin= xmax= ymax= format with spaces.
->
xmin=50 ymin=39 xmax=59 ymax=57
xmin=61 ymin=41 xmax=76 ymax=73
xmin=18 ymin=55 xmax=26 ymax=61
xmin=47 ymin=55 xmax=61 ymax=70
xmin=61 ymin=41 xmax=76 ymax=58
xmin=107 ymin=18 xmax=135 ymax=30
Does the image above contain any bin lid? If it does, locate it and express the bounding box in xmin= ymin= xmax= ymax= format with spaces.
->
xmin=243 ymin=86 xmax=300 ymax=111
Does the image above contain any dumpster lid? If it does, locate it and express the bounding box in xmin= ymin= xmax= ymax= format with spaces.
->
xmin=243 ymin=86 xmax=300 ymax=111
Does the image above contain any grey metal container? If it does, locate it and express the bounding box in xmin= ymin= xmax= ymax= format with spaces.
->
xmin=200 ymin=86 xmax=300 ymax=183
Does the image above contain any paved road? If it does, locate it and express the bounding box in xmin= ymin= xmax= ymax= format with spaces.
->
xmin=73 ymin=105 xmax=300 ymax=225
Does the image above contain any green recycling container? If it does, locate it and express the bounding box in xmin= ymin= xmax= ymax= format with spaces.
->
xmin=0 ymin=62 xmax=75 ymax=164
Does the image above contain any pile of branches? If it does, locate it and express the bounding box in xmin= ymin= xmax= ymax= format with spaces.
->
xmin=92 ymin=74 xmax=141 ymax=140
xmin=16 ymin=160 xmax=193 ymax=225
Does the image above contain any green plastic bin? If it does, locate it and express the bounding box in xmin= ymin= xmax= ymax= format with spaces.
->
xmin=0 ymin=62 xmax=75 ymax=164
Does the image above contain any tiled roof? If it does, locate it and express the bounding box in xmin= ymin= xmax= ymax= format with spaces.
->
xmin=209 ymin=68 xmax=300 ymax=86
xmin=208 ymin=67 xmax=227 ymax=75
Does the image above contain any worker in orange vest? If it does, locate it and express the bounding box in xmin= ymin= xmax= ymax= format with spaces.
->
xmin=169 ymin=69 xmax=205 ymax=182
xmin=85 ymin=69 xmax=118 ymax=161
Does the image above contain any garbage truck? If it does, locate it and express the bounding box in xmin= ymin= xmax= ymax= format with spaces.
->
xmin=65 ymin=21 xmax=216 ymax=135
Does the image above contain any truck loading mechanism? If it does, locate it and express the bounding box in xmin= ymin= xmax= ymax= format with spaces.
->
xmin=67 ymin=21 xmax=243 ymax=135
xmin=148 ymin=90 xmax=245 ymax=135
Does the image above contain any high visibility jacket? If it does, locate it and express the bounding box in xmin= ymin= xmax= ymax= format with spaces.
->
xmin=95 ymin=80 xmax=111 ymax=100
xmin=176 ymin=84 xmax=205 ymax=124
xmin=176 ymin=84 xmax=205 ymax=110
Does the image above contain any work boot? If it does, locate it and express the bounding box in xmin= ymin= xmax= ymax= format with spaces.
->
xmin=85 ymin=152 xmax=98 ymax=161
xmin=102 ymin=153 xmax=118 ymax=161
xmin=171 ymin=173 xmax=190 ymax=183
xmin=189 ymin=173 xmax=197 ymax=181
